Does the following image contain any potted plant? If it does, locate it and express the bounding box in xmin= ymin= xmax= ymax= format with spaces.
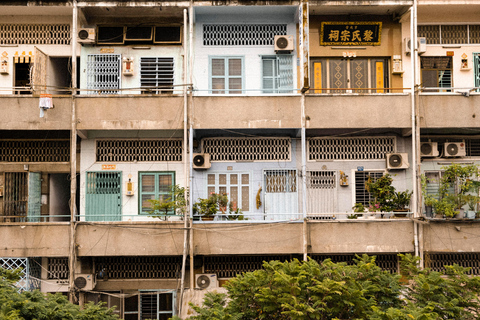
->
xmin=148 ymin=185 xmax=186 ymax=220
xmin=352 ymin=202 xmax=365 ymax=218
xmin=192 ymin=193 xmax=220 ymax=221
xmin=421 ymin=174 xmax=437 ymax=217
xmin=365 ymin=174 xmax=396 ymax=213
xmin=465 ymin=194 xmax=478 ymax=219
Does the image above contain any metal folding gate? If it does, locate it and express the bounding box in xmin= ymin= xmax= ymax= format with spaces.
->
xmin=85 ymin=171 xmax=122 ymax=221
xmin=264 ymin=169 xmax=299 ymax=220
xmin=306 ymin=170 xmax=337 ymax=214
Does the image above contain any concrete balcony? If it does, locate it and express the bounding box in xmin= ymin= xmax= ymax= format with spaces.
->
xmin=305 ymin=94 xmax=411 ymax=129
xmin=192 ymin=96 xmax=302 ymax=129
xmin=419 ymin=94 xmax=480 ymax=129
xmin=0 ymin=96 xmax=72 ymax=130
xmin=75 ymin=95 xmax=185 ymax=131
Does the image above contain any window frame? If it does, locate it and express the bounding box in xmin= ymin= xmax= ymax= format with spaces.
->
xmin=420 ymin=56 xmax=453 ymax=92
xmin=209 ymin=56 xmax=244 ymax=94
xmin=206 ymin=172 xmax=251 ymax=213
xmin=353 ymin=170 xmax=385 ymax=206
xmin=138 ymin=171 xmax=175 ymax=215
xmin=261 ymin=55 xmax=293 ymax=94
xmin=140 ymin=57 xmax=175 ymax=94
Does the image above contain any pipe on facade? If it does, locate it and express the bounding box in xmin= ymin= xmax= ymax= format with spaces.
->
xmin=188 ymin=0 xmax=195 ymax=293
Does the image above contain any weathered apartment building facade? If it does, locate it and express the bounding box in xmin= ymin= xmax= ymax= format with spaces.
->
xmin=1 ymin=0 xmax=480 ymax=318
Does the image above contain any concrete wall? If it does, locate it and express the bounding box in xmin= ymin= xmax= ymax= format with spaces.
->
xmin=419 ymin=94 xmax=480 ymax=128
xmin=423 ymin=221 xmax=480 ymax=252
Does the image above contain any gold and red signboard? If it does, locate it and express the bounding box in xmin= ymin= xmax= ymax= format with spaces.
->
xmin=320 ymin=22 xmax=382 ymax=46
xmin=102 ymin=164 xmax=117 ymax=170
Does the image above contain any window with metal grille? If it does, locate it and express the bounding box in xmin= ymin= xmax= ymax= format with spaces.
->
xmin=96 ymin=139 xmax=182 ymax=162
xmin=210 ymin=57 xmax=243 ymax=94
xmin=421 ymin=56 xmax=452 ymax=92
xmin=203 ymin=24 xmax=287 ymax=46
xmin=0 ymin=140 xmax=70 ymax=162
xmin=139 ymin=172 xmax=175 ymax=215
xmin=308 ymin=137 xmax=395 ymax=161
xmin=355 ymin=171 xmax=384 ymax=206
xmin=467 ymin=139 xmax=480 ymax=156
xmin=95 ymin=256 xmax=182 ymax=279
xmin=474 ymin=54 xmax=480 ymax=91
xmin=306 ymin=170 xmax=337 ymax=215
xmin=0 ymin=24 xmax=70 ymax=45
xmin=140 ymin=291 xmax=175 ymax=320
xmin=203 ymin=137 xmax=291 ymax=162
xmin=47 ymin=258 xmax=69 ymax=280
xmin=204 ymin=255 xmax=294 ymax=278
xmin=426 ymin=252 xmax=480 ymax=275
xmin=140 ymin=57 xmax=174 ymax=94
xmin=86 ymin=172 xmax=122 ymax=222
xmin=207 ymin=172 xmax=250 ymax=212
xmin=418 ymin=25 xmax=480 ymax=44
xmin=3 ymin=172 xmax=28 ymax=222
xmin=86 ymin=54 xmax=121 ymax=94
xmin=262 ymin=55 xmax=293 ymax=93
xmin=265 ymin=169 xmax=297 ymax=193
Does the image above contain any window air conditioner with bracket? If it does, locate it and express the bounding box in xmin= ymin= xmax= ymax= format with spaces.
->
xmin=386 ymin=153 xmax=410 ymax=170
xmin=404 ymin=37 xmax=426 ymax=55
xmin=41 ymin=279 xmax=70 ymax=293
xmin=78 ymin=28 xmax=96 ymax=44
xmin=420 ymin=142 xmax=439 ymax=157
xmin=195 ymin=274 xmax=218 ymax=290
xmin=193 ymin=153 xmax=211 ymax=169
xmin=274 ymin=35 xmax=294 ymax=52
xmin=74 ymin=274 xmax=96 ymax=291
xmin=444 ymin=141 xmax=466 ymax=157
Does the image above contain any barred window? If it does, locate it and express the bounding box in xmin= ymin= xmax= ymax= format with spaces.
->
xmin=0 ymin=140 xmax=69 ymax=162
xmin=418 ymin=25 xmax=480 ymax=44
xmin=355 ymin=171 xmax=384 ymax=206
xmin=203 ymin=24 xmax=287 ymax=46
xmin=140 ymin=57 xmax=174 ymax=94
xmin=0 ymin=24 xmax=70 ymax=45
xmin=86 ymin=54 xmax=121 ymax=94
xmin=308 ymin=137 xmax=395 ymax=161
xmin=203 ymin=137 xmax=291 ymax=161
xmin=96 ymin=139 xmax=182 ymax=162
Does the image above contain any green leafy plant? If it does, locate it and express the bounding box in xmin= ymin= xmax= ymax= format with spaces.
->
xmin=393 ymin=190 xmax=413 ymax=210
xmin=421 ymin=174 xmax=438 ymax=208
xmin=148 ymin=185 xmax=187 ymax=218
xmin=352 ymin=202 xmax=366 ymax=213
xmin=192 ymin=193 xmax=244 ymax=220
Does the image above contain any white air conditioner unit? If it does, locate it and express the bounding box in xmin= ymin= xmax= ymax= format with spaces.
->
xmin=41 ymin=279 xmax=70 ymax=293
xmin=404 ymin=37 xmax=426 ymax=55
xmin=274 ymin=35 xmax=294 ymax=52
xmin=195 ymin=274 xmax=218 ymax=290
xmin=420 ymin=142 xmax=439 ymax=157
xmin=78 ymin=28 xmax=96 ymax=44
xmin=444 ymin=141 xmax=466 ymax=157
xmin=193 ymin=153 xmax=211 ymax=169
xmin=386 ymin=153 xmax=410 ymax=170
xmin=74 ymin=274 xmax=96 ymax=291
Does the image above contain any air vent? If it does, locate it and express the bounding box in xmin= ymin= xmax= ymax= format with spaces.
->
xmin=444 ymin=142 xmax=466 ymax=157
xmin=274 ymin=35 xmax=294 ymax=52
xmin=193 ymin=153 xmax=211 ymax=169
xmin=386 ymin=153 xmax=409 ymax=170
xmin=195 ymin=274 xmax=218 ymax=290
xmin=420 ymin=142 xmax=439 ymax=157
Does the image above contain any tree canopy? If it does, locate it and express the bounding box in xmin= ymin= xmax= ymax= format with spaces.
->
xmin=182 ymin=254 xmax=480 ymax=320
xmin=0 ymin=267 xmax=118 ymax=320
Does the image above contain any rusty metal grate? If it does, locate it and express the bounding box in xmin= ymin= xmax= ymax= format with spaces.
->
xmin=204 ymin=255 xmax=295 ymax=278
xmin=96 ymin=139 xmax=182 ymax=162
xmin=95 ymin=256 xmax=182 ymax=279
xmin=204 ymin=137 xmax=291 ymax=162
xmin=311 ymin=253 xmax=400 ymax=274
xmin=3 ymin=172 xmax=28 ymax=222
xmin=309 ymin=137 xmax=395 ymax=161
xmin=0 ymin=140 xmax=70 ymax=162
xmin=0 ymin=24 xmax=70 ymax=45
xmin=47 ymin=258 xmax=69 ymax=280
xmin=425 ymin=252 xmax=480 ymax=275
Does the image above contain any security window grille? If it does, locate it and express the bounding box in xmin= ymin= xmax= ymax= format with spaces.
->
xmin=140 ymin=291 xmax=175 ymax=320
xmin=95 ymin=256 xmax=182 ymax=279
xmin=3 ymin=172 xmax=28 ymax=222
xmin=203 ymin=24 xmax=287 ymax=46
xmin=96 ymin=139 xmax=182 ymax=162
xmin=265 ymin=170 xmax=297 ymax=193
xmin=85 ymin=172 xmax=122 ymax=222
xmin=0 ymin=140 xmax=70 ymax=162
xmin=47 ymin=258 xmax=69 ymax=280
xmin=306 ymin=171 xmax=337 ymax=214
xmin=262 ymin=55 xmax=293 ymax=93
xmin=355 ymin=171 xmax=383 ymax=206
xmin=0 ymin=24 xmax=70 ymax=45
xmin=426 ymin=252 xmax=480 ymax=275
xmin=204 ymin=255 xmax=293 ymax=278
xmin=203 ymin=137 xmax=291 ymax=162
xmin=308 ymin=137 xmax=395 ymax=161
xmin=418 ymin=25 xmax=480 ymax=44
xmin=210 ymin=57 xmax=243 ymax=94
xmin=140 ymin=57 xmax=174 ymax=94
xmin=207 ymin=173 xmax=250 ymax=212
xmin=421 ymin=56 xmax=452 ymax=92
xmin=139 ymin=172 xmax=175 ymax=215
xmin=86 ymin=54 xmax=121 ymax=94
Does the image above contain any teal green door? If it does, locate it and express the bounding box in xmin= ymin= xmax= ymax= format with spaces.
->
xmin=28 ymin=172 xmax=41 ymax=222
xmin=86 ymin=172 xmax=121 ymax=221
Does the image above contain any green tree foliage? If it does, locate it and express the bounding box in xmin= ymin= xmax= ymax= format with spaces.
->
xmin=185 ymin=254 xmax=480 ymax=320
xmin=0 ymin=267 xmax=119 ymax=320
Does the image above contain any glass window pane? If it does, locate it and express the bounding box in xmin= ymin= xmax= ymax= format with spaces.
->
xmin=230 ymin=174 xmax=238 ymax=185
xmin=208 ymin=174 xmax=216 ymax=185
xmin=263 ymin=59 xmax=274 ymax=77
xmin=229 ymin=78 xmax=242 ymax=93
xmin=219 ymin=174 xmax=227 ymax=185
xmin=230 ymin=186 xmax=238 ymax=210
xmin=142 ymin=194 xmax=155 ymax=211
xmin=158 ymin=293 xmax=173 ymax=311
xmin=212 ymin=59 xmax=225 ymax=76
xmin=142 ymin=175 xmax=155 ymax=192
xmin=158 ymin=175 xmax=172 ymax=193
xmin=242 ymin=174 xmax=249 ymax=184
xmin=229 ymin=59 xmax=242 ymax=76
xmin=125 ymin=295 xmax=139 ymax=312
xmin=212 ymin=78 xmax=225 ymax=93
xmin=219 ymin=186 xmax=227 ymax=195
xmin=242 ymin=186 xmax=249 ymax=211
xmin=208 ymin=186 xmax=215 ymax=196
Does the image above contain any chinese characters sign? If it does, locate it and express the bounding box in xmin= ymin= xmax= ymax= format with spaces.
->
xmin=320 ymin=22 xmax=382 ymax=46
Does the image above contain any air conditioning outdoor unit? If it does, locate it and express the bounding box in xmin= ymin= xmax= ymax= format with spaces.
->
xmin=41 ymin=279 xmax=70 ymax=293
xmin=420 ymin=142 xmax=439 ymax=157
xmin=274 ymin=35 xmax=294 ymax=52
xmin=444 ymin=141 xmax=466 ymax=157
xmin=78 ymin=28 xmax=96 ymax=44
xmin=386 ymin=153 xmax=410 ymax=170
xmin=193 ymin=153 xmax=211 ymax=169
xmin=74 ymin=274 xmax=96 ymax=291
xmin=195 ymin=274 xmax=218 ymax=290
xmin=404 ymin=37 xmax=426 ymax=55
